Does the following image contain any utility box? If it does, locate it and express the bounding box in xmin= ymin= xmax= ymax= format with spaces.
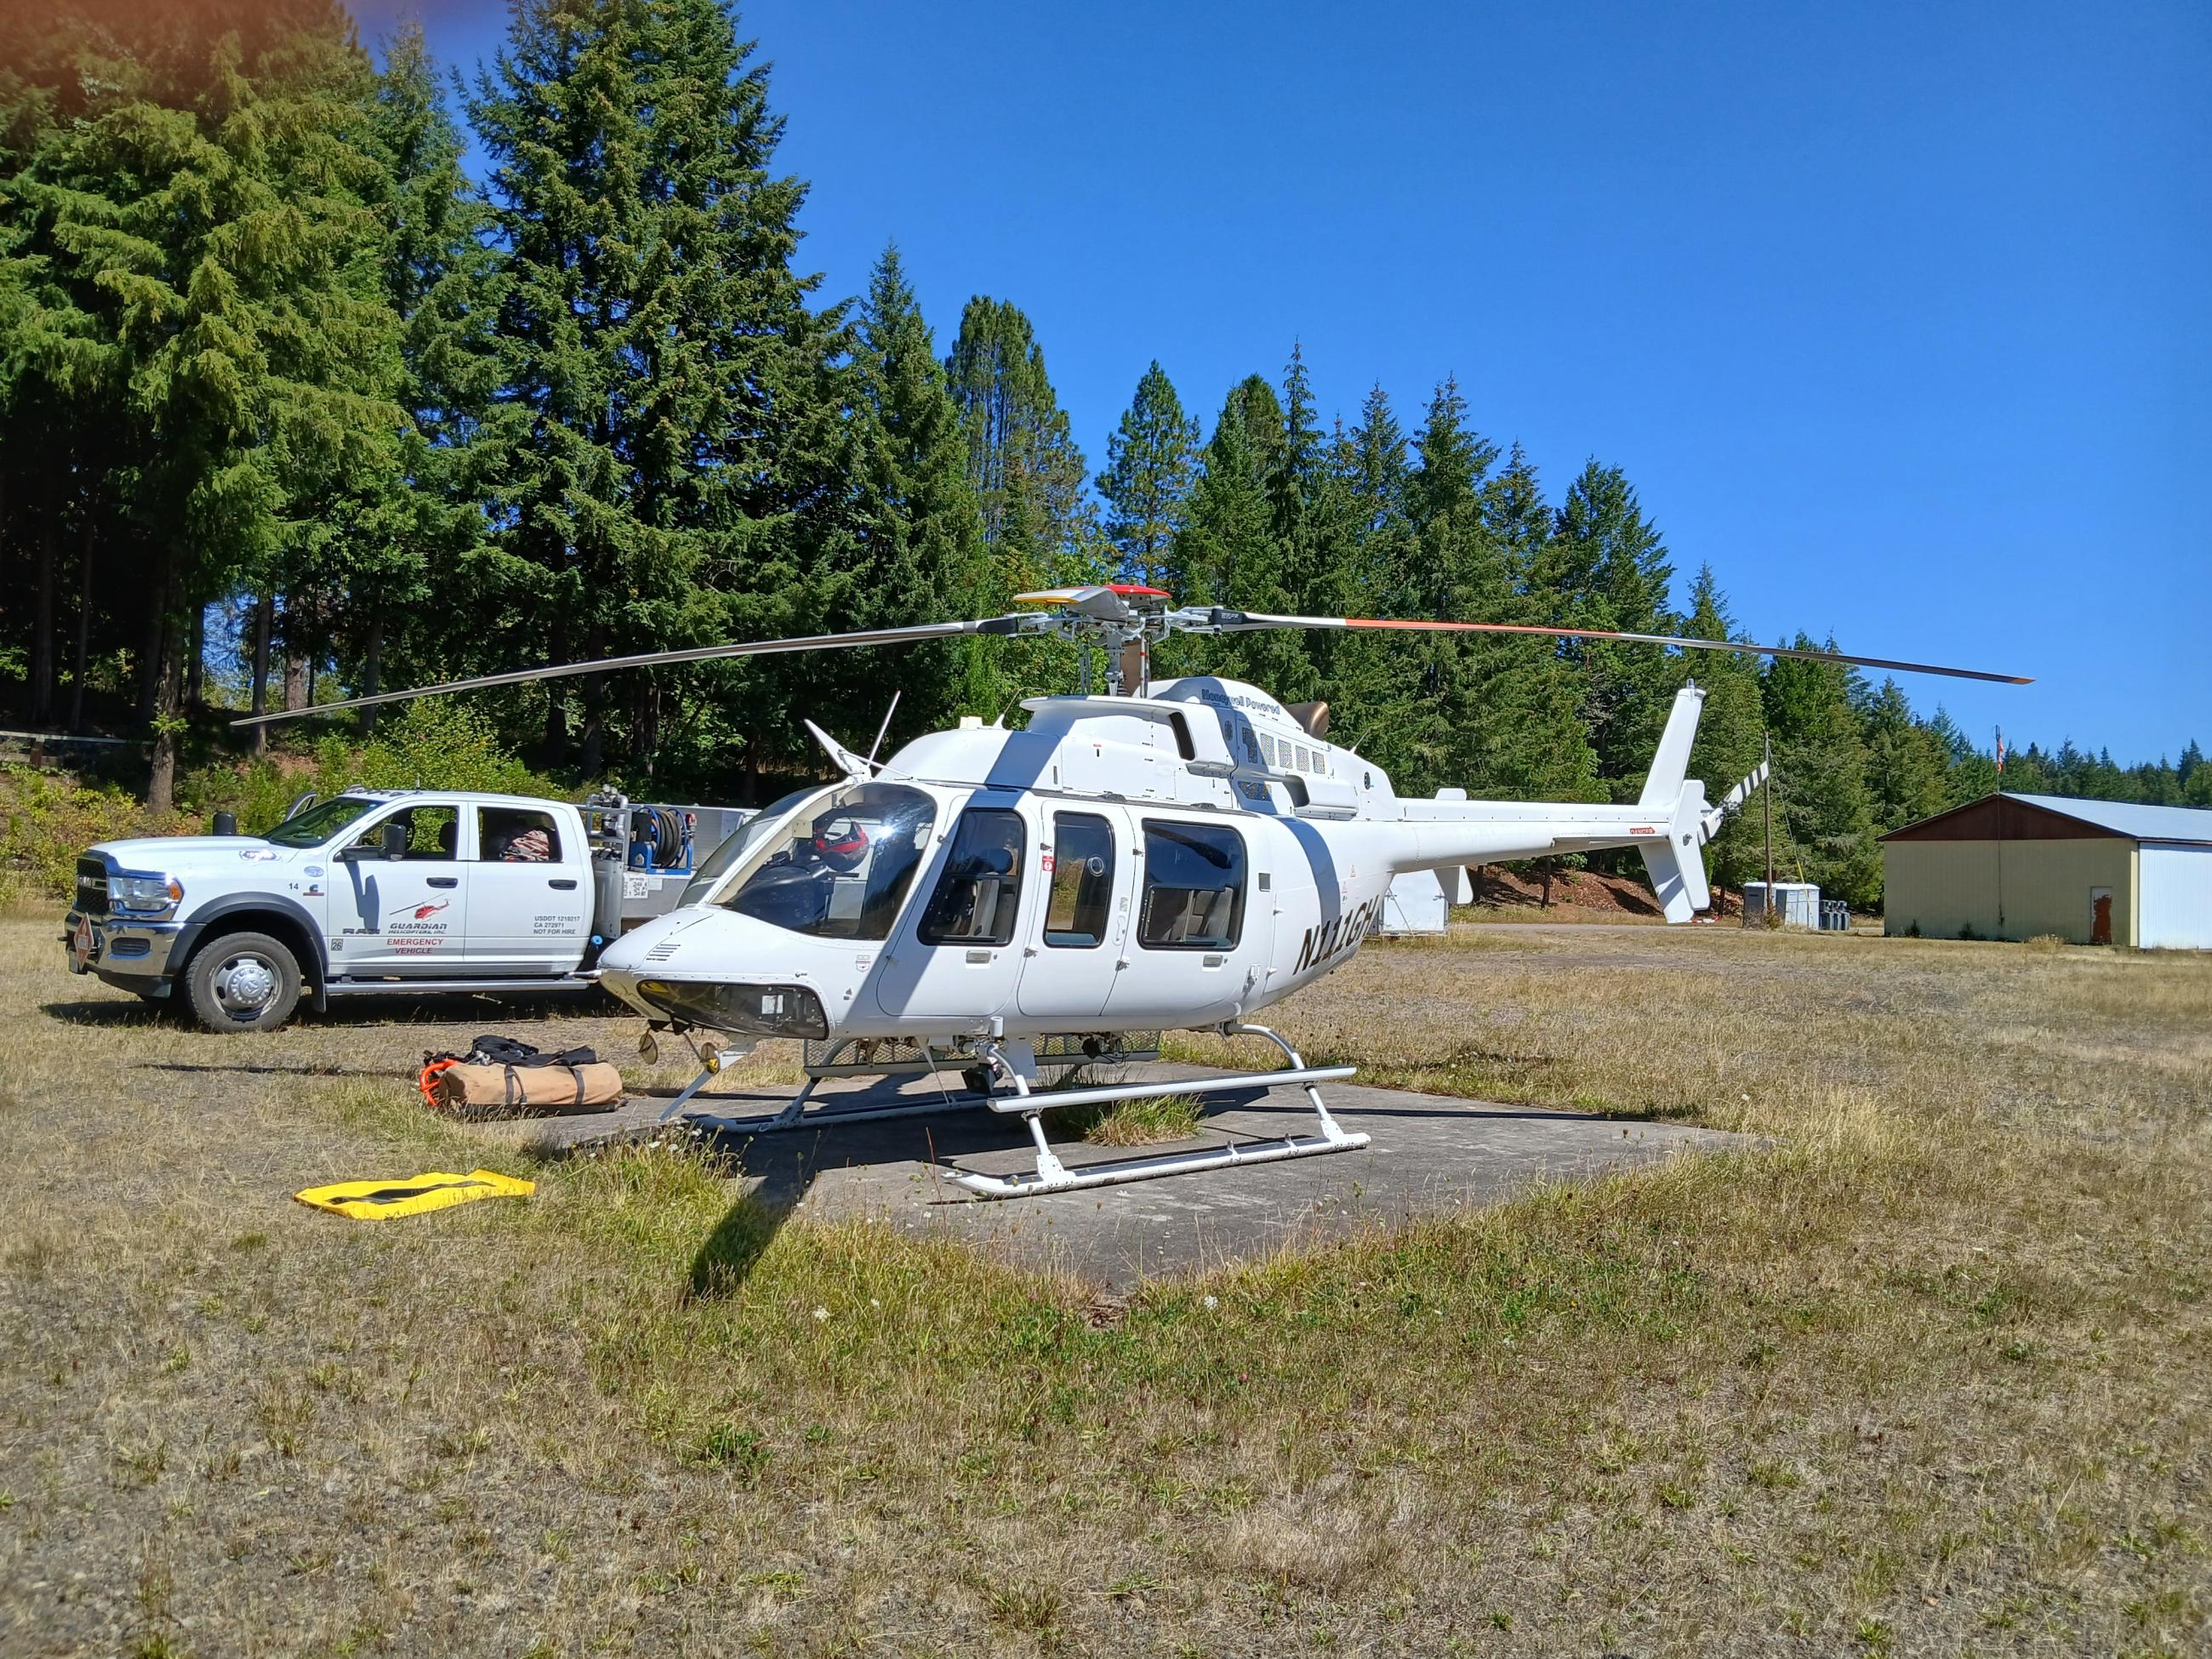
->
xmin=1377 ymin=866 xmax=1473 ymax=936
xmin=1743 ymin=881 xmax=1821 ymax=929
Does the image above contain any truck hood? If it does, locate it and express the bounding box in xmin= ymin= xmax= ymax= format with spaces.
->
xmin=87 ymin=836 xmax=302 ymax=871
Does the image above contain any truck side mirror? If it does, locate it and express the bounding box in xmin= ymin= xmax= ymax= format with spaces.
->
xmin=381 ymin=821 xmax=409 ymax=861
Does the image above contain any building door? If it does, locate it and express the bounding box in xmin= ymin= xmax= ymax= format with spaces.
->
xmin=2089 ymin=887 xmax=2112 ymax=946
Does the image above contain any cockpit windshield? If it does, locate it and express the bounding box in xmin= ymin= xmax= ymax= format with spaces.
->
xmin=717 ymin=782 xmax=938 ymax=940
xmin=680 ymin=789 xmax=819 ymax=908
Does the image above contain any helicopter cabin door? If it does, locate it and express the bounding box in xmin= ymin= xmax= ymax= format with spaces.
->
xmin=1014 ymin=808 xmax=1129 ymax=1023
xmin=1101 ymin=815 xmax=1268 ymax=1028
xmin=871 ymin=801 xmax=1031 ymax=1025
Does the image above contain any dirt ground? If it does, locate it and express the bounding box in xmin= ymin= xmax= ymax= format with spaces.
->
xmin=1 ymin=909 xmax=2207 ymax=1657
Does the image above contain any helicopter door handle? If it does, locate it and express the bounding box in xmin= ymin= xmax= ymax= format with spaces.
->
xmin=548 ymin=878 xmax=579 ymax=890
xmin=425 ymin=876 xmax=459 ymax=889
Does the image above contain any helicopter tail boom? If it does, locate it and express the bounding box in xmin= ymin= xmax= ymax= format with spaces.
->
xmin=1381 ymin=685 xmax=1721 ymax=921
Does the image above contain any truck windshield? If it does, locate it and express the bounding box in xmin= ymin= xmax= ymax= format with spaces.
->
xmin=263 ymin=797 xmax=378 ymax=848
xmin=680 ymin=789 xmax=820 ymax=907
xmin=720 ymin=782 xmax=938 ymax=941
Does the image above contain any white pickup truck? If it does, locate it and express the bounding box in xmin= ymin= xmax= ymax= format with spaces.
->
xmin=63 ymin=789 xmax=749 ymax=1031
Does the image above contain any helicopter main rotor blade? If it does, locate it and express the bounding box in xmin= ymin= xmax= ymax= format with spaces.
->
xmin=230 ymin=615 xmax=1031 ymax=729
xmin=1208 ymin=611 xmax=2032 ymax=686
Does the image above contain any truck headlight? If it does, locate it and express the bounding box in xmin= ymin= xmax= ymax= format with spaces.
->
xmin=110 ymin=873 xmax=184 ymax=915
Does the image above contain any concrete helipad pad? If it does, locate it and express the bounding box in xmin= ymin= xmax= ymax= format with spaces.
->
xmin=495 ymin=1065 xmax=1744 ymax=1290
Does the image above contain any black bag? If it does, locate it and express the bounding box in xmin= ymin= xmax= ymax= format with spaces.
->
xmin=423 ymin=1034 xmax=601 ymax=1071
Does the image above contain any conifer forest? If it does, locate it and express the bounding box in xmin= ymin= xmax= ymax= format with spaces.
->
xmin=3 ymin=0 xmax=2204 ymax=910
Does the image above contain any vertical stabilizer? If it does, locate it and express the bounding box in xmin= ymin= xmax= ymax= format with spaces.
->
xmin=1640 ymin=685 xmax=1706 ymax=807
xmin=1635 ymin=686 xmax=1713 ymax=922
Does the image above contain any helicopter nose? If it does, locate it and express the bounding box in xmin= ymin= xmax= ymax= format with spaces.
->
xmin=597 ymin=906 xmax=861 ymax=1042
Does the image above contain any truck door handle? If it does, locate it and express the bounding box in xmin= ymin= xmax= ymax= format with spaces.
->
xmin=549 ymin=878 xmax=579 ymax=890
xmin=426 ymin=876 xmax=459 ymax=889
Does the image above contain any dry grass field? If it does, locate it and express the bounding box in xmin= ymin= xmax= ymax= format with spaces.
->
xmin=1 ymin=907 xmax=2206 ymax=1657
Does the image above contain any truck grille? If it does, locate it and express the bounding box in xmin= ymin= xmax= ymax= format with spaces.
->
xmin=75 ymin=857 xmax=109 ymax=917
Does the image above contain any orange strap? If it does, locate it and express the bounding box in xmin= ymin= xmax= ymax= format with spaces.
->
xmin=418 ymin=1057 xmax=461 ymax=1110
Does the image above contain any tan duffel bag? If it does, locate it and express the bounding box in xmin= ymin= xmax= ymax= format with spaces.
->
xmin=430 ymin=1060 xmax=625 ymax=1119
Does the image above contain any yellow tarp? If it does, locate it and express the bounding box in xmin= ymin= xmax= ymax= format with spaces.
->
xmin=294 ymin=1167 xmax=534 ymax=1221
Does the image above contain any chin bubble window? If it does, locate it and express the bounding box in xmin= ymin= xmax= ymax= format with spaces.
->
xmin=918 ymin=808 xmax=1026 ymax=947
xmin=723 ymin=783 xmax=936 ymax=940
xmin=1137 ymin=819 xmax=1246 ymax=949
xmin=637 ymin=979 xmax=829 ymax=1040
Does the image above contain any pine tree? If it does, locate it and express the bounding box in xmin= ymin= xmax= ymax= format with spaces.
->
xmin=1166 ymin=377 xmax=1289 ymax=692
xmin=1763 ymin=634 xmax=1882 ymax=906
xmin=469 ymin=0 xmax=841 ymax=781
xmin=1482 ymin=440 xmax=1550 ymax=585
xmin=1346 ymin=384 xmax=1414 ymax=608
xmin=845 ymin=243 xmax=995 ymax=735
xmin=329 ymin=20 xmax=502 ymax=736
xmin=1268 ymin=344 xmax=1360 ymax=693
xmin=1098 ymin=360 xmax=1199 ymax=591
xmin=944 ymin=296 xmax=1101 ymax=596
xmin=1680 ymin=564 xmax=1768 ymax=896
xmin=3 ymin=0 xmax=403 ymax=807
xmin=1542 ymin=459 xmax=1680 ymax=797
xmin=1311 ymin=385 xmax=1416 ymax=773
xmin=1857 ymin=677 xmax=1953 ymax=832
xmin=1269 ymin=343 xmax=1325 ymax=607
xmin=1399 ymin=378 xmax=1589 ymax=801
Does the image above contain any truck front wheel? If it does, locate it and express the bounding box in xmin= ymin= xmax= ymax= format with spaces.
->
xmin=185 ymin=932 xmax=302 ymax=1033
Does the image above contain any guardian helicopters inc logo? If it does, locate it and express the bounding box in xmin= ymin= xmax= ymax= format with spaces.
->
xmin=387 ymin=898 xmax=452 ymax=926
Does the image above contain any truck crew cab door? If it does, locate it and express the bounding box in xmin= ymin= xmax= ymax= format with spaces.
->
xmin=333 ymin=801 xmax=467 ymax=976
xmin=465 ymin=805 xmax=592 ymax=973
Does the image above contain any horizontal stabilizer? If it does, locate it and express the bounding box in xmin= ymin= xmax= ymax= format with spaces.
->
xmin=1700 ymin=758 xmax=1770 ymax=846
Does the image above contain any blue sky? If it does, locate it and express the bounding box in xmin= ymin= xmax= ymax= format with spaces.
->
xmin=355 ymin=0 xmax=2209 ymax=766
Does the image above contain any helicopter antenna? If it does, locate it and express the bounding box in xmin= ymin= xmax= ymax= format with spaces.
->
xmin=865 ymin=690 xmax=902 ymax=770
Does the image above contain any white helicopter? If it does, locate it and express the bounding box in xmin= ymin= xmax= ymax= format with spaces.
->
xmin=243 ymin=585 xmax=2025 ymax=1197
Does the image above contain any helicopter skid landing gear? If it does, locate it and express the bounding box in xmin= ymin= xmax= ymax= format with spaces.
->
xmin=939 ymin=1023 xmax=1367 ymax=1200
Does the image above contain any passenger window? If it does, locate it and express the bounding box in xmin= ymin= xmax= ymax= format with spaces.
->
xmin=352 ymin=804 xmax=459 ymax=860
xmin=479 ymin=807 xmax=561 ymax=863
xmin=1044 ymin=812 xmax=1115 ymax=949
xmin=1137 ymin=820 xmax=1246 ymax=950
xmin=919 ymin=809 xmax=1026 ymax=947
